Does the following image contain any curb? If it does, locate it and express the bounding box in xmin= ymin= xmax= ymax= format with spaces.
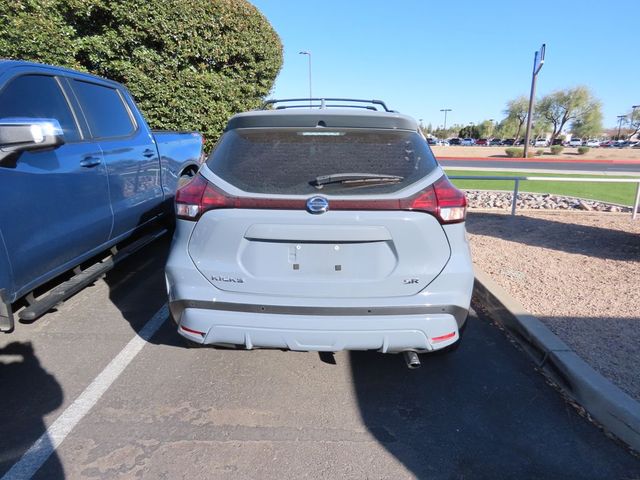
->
xmin=473 ymin=268 xmax=640 ymax=453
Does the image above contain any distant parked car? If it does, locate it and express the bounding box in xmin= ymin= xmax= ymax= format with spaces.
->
xmin=534 ymin=138 xmax=549 ymax=147
xmin=568 ymin=138 xmax=582 ymax=147
xmin=552 ymin=138 xmax=564 ymax=146
xmin=501 ymin=138 xmax=515 ymax=146
xmin=475 ymin=138 xmax=488 ymax=146
xmin=632 ymin=142 xmax=640 ymax=149
xmin=461 ymin=138 xmax=475 ymax=146
xmin=584 ymin=139 xmax=600 ymax=148
xmin=449 ymin=138 xmax=462 ymax=146
xmin=617 ymin=140 xmax=636 ymax=148
xmin=436 ymin=139 xmax=450 ymax=146
xmin=489 ymin=138 xmax=502 ymax=146
xmin=427 ymin=137 xmax=437 ymax=145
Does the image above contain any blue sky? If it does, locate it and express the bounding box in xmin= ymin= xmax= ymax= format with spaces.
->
xmin=251 ymin=0 xmax=639 ymax=129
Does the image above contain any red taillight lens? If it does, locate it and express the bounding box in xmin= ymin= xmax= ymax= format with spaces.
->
xmin=175 ymin=175 xmax=232 ymax=220
xmin=175 ymin=174 xmax=466 ymax=224
xmin=432 ymin=175 xmax=467 ymax=224
xmin=407 ymin=186 xmax=438 ymax=212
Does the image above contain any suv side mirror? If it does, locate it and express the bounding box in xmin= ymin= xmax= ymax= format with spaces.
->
xmin=0 ymin=118 xmax=65 ymax=166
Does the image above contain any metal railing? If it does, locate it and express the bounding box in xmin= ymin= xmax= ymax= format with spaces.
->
xmin=448 ymin=175 xmax=640 ymax=219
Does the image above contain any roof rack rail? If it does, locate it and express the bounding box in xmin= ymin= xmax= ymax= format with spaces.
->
xmin=275 ymin=104 xmax=378 ymax=111
xmin=262 ymin=98 xmax=393 ymax=112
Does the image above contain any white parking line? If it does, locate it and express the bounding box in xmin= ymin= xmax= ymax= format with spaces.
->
xmin=1 ymin=304 xmax=169 ymax=480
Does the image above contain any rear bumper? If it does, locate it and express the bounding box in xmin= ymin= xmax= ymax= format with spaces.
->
xmin=166 ymin=219 xmax=473 ymax=353
xmin=173 ymin=302 xmax=466 ymax=353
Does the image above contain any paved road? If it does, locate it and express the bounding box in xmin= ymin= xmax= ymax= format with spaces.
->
xmin=439 ymin=156 xmax=640 ymax=174
xmin=1 ymin=237 xmax=639 ymax=479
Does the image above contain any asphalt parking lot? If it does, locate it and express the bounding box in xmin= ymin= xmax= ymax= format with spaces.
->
xmin=1 ymin=236 xmax=639 ymax=479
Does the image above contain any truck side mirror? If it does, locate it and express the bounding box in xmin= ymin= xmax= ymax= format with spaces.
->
xmin=0 ymin=118 xmax=65 ymax=166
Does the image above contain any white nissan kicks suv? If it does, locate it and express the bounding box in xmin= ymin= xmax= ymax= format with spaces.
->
xmin=165 ymin=98 xmax=474 ymax=364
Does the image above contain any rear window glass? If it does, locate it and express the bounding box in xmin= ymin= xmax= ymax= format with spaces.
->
xmin=207 ymin=128 xmax=438 ymax=195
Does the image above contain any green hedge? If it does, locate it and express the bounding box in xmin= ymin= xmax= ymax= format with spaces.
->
xmin=505 ymin=147 xmax=524 ymax=158
xmin=550 ymin=145 xmax=564 ymax=155
xmin=577 ymin=146 xmax=590 ymax=155
xmin=0 ymin=0 xmax=283 ymax=149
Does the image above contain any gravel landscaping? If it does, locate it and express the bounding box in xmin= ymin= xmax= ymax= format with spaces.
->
xmin=466 ymin=190 xmax=632 ymax=213
xmin=466 ymin=209 xmax=640 ymax=401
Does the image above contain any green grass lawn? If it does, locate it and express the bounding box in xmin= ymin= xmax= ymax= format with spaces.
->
xmin=444 ymin=169 xmax=639 ymax=206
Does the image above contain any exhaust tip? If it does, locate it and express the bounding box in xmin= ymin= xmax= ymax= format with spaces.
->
xmin=403 ymin=351 xmax=421 ymax=369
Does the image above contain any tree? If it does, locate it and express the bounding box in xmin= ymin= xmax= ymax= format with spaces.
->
xmin=537 ymin=87 xmax=602 ymax=145
xmin=0 ymin=0 xmax=283 ymax=147
xmin=625 ymin=108 xmax=640 ymax=140
xmin=570 ymin=107 xmax=603 ymax=139
xmin=477 ymin=119 xmax=496 ymax=138
xmin=494 ymin=118 xmax=517 ymax=139
xmin=433 ymin=124 xmax=459 ymax=140
xmin=503 ymin=96 xmax=529 ymax=142
xmin=458 ymin=125 xmax=481 ymax=139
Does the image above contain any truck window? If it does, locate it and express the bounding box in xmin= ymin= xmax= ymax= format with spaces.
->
xmin=71 ymin=80 xmax=135 ymax=139
xmin=0 ymin=74 xmax=81 ymax=142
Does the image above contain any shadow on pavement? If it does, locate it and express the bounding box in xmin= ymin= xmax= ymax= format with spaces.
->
xmin=0 ymin=342 xmax=64 ymax=479
xmin=466 ymin=211 xmax=640 ymax=261
xmin=103 ymin=234 xmax=182 ymax=348
xmin=349 ymin=309 xmax=640 ymax=479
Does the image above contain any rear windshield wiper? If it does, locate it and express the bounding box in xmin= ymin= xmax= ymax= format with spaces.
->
xmin=312 ymin=173 xmax=404 ymax=188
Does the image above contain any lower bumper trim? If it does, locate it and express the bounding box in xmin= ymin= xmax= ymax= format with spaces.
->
xmin=170 ymin=299 xmax=468 ymax=327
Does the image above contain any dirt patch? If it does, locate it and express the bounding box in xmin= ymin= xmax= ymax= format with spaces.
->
xmin=432 ymin=145 xmax=640 ymax=161
xmin=466 ymin=210 xmax=640 ymax=400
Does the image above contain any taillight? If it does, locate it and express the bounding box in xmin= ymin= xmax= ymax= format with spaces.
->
xmin=175 ymin=174 xmax=466 ymax=224
xmin=175 ymin=175 xmax=232 ymax=219
xmin=431 ymin=175 xmax=467 ymax=224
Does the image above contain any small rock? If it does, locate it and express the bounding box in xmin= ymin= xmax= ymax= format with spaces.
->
xmin=577 ymin=201 xmax=592 ymax=211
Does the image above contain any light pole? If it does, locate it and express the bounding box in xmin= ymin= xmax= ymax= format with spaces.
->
xmin=440 ymin=108 xmax=452 ymax=133
xmin=298 ymin=51 xmax=312 ymax=107
xmin=523 ymin=44 xmax=546 ymax=158
xmin=617 ymin=115 xmax=627 ymax=140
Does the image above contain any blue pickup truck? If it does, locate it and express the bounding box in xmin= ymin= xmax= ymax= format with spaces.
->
xmin=0 ymin=60 xmax=203 ymax=332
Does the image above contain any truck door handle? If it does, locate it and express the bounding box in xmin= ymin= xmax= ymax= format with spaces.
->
xmin=143 ymin=149 xmax=156 ymax=158
xmin=80 ymin=156 xmax=102 ymax=168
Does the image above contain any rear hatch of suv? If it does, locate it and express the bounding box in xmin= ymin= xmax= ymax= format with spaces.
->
xmin=177 ymin=121 xmax=466 ymax=299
